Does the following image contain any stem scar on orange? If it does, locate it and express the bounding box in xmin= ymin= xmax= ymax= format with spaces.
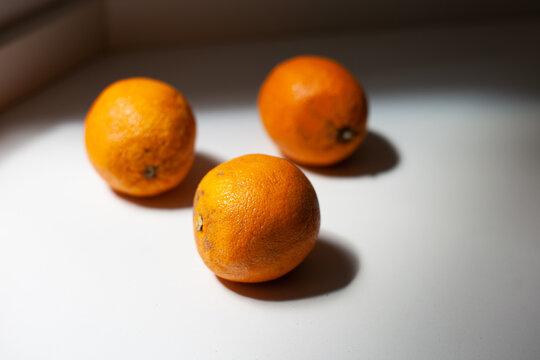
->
xmin=85 ymin=77 xmax=196 ymax=197
xmin=258 ymin=55 xmax=368 ymax=167
xmin=193 ymin=154 xmax=320 ymax=283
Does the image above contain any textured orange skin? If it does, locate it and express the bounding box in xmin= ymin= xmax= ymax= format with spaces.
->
xmin=258 ymin=55 xmax=368 ymax=166
xmin=85 ymin=78 xmax=196 ymax=197
xmin=193 ymin=154 xmax=320 ymax=283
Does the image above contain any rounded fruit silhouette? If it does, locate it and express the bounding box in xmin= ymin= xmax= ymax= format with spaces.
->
xmin=193 ymin=154 xmax=320 ymax=283
xmin=85 ymin=77 xmax=196 ymax=197
xmin=258 ymin=55 xmax=368 ymax=166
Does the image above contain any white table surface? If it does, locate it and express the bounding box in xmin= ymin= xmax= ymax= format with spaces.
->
xmin=1 ymin=22 xmax=539 ymax=360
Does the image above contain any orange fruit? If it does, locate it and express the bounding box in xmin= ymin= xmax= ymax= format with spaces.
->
xmin=258 ymin=55 xmax=368 ymax=166
xmin=193 ymin=154 xmax=320 ymax=283
xmin=85 ymin=77 xmax=196 ymax=197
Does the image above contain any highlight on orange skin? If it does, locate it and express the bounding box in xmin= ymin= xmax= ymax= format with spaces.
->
xmin=258 ymin=55 xmax=368 ymax=167
xmin=193 ymin=154 xmax=320 ymax=283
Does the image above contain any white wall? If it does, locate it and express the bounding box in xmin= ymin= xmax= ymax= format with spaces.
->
xmin=0 ymin=0 xmax=105 ymax=109
xmin=105 ymin=0 xmax=540 ymax=49
xmin=0 ymin=0 xmax=59 ymax=28
xmin=1 ymin=0 xmax=538 ymax=109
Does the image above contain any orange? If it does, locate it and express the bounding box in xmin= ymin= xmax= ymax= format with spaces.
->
xmin=85 ymin=77 xmax=196 ymax=197
xmin=193 ymin=154 xmax=320 ymax=283
xmin=258 ymin=55 xmax=368 ymax=166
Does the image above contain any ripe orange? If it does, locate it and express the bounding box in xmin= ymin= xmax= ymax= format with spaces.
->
xmin=193 ymin=154 xmax=320 ymax=283
xmin=85 ymin=77 xmax=196 ymax=197
xmin=258 ymin=55 xmax=368 ymax=166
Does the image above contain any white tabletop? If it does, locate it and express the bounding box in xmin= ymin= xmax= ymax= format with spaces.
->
xmin=1 ymin=21 xmax=539 ymax=359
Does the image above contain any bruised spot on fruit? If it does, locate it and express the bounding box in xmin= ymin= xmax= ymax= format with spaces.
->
xmin=337 ymin=127 xmax=358 ymax=143
xmin=144 ymin=148 xmax=150 ymax=153
xmin=194 ymin=189 xmax=204 ymax=206
xmin=204 ymin=237 xmax=213 ymax=251
xmin=143 ymin=165 xmax=158 ymax=179
xmin=195 ymin=215 xmax=203 ymax=231
xmin=217 ymin=171 xmax=224 ymax=176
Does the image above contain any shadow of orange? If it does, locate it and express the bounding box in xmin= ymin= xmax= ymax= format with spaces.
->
xmin=115 ymin=151 xmax=222 ymax=209
xmin=218 ymin=235 xmax=359 ymax=301
xmin=302 ymin=130 xmax=399 ymax=177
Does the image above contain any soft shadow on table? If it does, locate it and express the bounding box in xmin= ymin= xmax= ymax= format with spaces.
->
xmin=218 ymin=236 xmax=359 ymax=301
xmin=302 ymin=130 xmax=399 ymax=177
xmin=115 ymin=151 xmax=222 ymax=209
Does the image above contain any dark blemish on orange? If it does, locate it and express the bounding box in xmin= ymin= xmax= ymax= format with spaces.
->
xmin=194 ymin=189 xmax=205 ymax=206
xmin=204 ymin=237 xmax=213 ymax=251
